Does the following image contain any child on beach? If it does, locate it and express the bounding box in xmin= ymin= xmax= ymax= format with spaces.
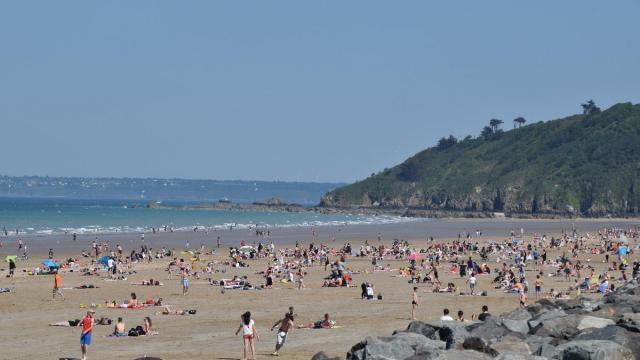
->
xmin=235 ymin=311 xmax=259 ymax=360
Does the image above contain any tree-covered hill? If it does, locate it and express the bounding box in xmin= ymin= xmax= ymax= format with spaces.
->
xmin=321 ymin=102 xmax=640 ymax=216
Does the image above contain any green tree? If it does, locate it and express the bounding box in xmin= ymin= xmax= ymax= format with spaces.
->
xmin=489 ymin=118 xmax=503 ymax=132
xmin=581 ymin=100 xmax=601 ymax=115
xmin=480 ymin=126 xmax=494 ymax=139
xmin=513 ymin=117 xmax=526 ymax=128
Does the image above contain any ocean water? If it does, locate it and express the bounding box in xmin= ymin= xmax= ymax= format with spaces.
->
xmin=0 ymin=197 xmax=418 ymax=236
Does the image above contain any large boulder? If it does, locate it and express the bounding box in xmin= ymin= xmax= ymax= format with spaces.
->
xmin=553 ymin=339 xmax=634 ymax=359
xmin=312 ymin=352 xmax=343 ymax=360
xmin=532 ymin=313 xmax=581 ymax=338
xmin=489 ymin=335 xmax=532 ymax=356
xmin=422 ymin=320 xmax=474 ymax=345
xmin=405 ymin=349 xmax=492 ymax=360
xmin=500 ymin=308 xmax=533 ymax=335
xmin=393 ymin=321 xmax=439 ymax=339
xmin=523 ymin=335 xmax=556 ymax=357
xmin=467 ymin=318 xmax=512 ymax=341
xmin=347 ymin=332 xmax=445 ymax=360
xmin=576 ymin=325 xmax=640 ymax=357
xmin=577 ymin=315 xmax=615 ymax=330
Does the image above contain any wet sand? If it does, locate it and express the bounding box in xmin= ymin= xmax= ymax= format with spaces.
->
xmin=0 ymin=218 xmax=636 ymax=359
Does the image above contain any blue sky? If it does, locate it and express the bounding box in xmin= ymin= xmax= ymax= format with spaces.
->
xmin=1 ymin=1 xmax=639 ymax=182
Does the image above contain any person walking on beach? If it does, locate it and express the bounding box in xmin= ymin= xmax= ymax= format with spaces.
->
xmin=53 ymin=271 xmax=64 ymax=300
xmin=411 ymin=287 xmax=419 ymax=320
xmin=235 ymin=311 xmax=259 ymax=360
xmin=270 ymin=312 xmax=294 ymax=356
xmin=181 ymin=270 xmax=189 ymax=296
xmin=467 ymin=273 xmax=477 ymax=295
xmin=8 ymin=258 xmax=16 ymax=277
xmin=78 ymin=310 xmax=94 ymax=360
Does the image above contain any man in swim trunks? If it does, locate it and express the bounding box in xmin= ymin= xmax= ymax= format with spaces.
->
xmin=270 ymin=312 xmax=294 ymax=356
xmin=78 ymin=310 xmax=94 ymax=360
xmin=411 ymin=287 xmax=419 ymax=320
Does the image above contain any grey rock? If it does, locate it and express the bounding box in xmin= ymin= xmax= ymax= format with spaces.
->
xmin=576 ymin=325 xmax=640 ymax=357
xmin=489 ymin=335 xmax=532 ymax=356
xmin=347 ymin=332 xmax=444 ymax=360
xmin=524 ymin=335 xmax=554 ymax=356
xmin=503 ymin=307 xmax=533 ymax=321
xmin=553 ymin=339 xmax=634 ymax=360
xmin=501 ymin=318 xmax=530 ymax=335
xmin=422 ymin=320 xmax=473 ymax=344
xmin=462 ymin=337 xmax=494 ymax=355
xmin=405 ymin=349 xmax=492 ymax=360
xmin=394 ymin=321 xmax=439 ymax=339
xmin=577 ymin=315 xmax=615 ymax=330
xmin=312 ymin=351 xmax=343 ymax=360
xmin=494 ymin=355 xmax=547 ymax=360
xmin=533 ymin=313 xmax=581 ymax=338
xmin=468 ymin=318 xmax=511 ymax=341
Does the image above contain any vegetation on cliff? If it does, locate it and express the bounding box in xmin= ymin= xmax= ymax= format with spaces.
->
xmin=321 ymin=102 xmax=640 ymax=216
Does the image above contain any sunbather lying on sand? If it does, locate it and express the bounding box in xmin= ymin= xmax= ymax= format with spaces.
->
xmin=297 ymin=313 xmax=336 ymax=329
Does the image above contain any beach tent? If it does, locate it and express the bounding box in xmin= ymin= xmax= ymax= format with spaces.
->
xmin=5 ymin=255 xmax=17 ymax=262
xmin=98 ymin=256 xmax=111 ymax=266
xmin=42 ymin=259 xmax=60 ymax=269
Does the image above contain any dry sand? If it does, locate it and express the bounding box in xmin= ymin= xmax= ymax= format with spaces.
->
xmin=0 ymin=219 xmax=636 ymax=360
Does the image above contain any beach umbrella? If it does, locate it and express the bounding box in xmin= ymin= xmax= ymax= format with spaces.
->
xmin=239 ymin=246 xmax=254 ymax=253
xmin=98 ymin=256 xmax=111 ymax=266
xmin=5 ymin=255 xmax=17 ymax=262
xmin=407 ymin=253 xmax=423 ymax=261
xmin=42 ymin=259 xmax=60 ymax=268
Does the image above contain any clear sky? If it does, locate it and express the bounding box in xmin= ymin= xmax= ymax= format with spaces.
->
xmin=1 ymin=1 xmax=639 ymax=183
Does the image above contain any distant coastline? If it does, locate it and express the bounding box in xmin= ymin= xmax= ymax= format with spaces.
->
xmin=146 ymin=198 xmax=640 ymax=220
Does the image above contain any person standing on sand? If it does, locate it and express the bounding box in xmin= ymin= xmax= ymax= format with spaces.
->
xmin=411 ymin=287 xmax=419 ymax=320
xmin=535 ymin=275 xmax=543 ymax=300
xmin=8 ymin=258 xmax=16 ymax=277
xmin=519 ymin=290 xmax=528 ymax=308
xmin=270 ymin=312 xmax=294 ymax=356
xmin=181 ymin=269 xmax=189 ymax=296
xmin=235 ymin=311 xmax=259 ymax=360
xmin=53 ymin=271 xmax=64 ymax=300
xmin=78 ymin=310 xmax=94 ymax=360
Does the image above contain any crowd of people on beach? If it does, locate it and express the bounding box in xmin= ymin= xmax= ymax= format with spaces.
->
xmin=2 ymin=223 xmax=639 ymax=359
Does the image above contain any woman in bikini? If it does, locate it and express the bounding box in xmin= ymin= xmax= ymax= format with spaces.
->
xmin=235 ymin=311 xmax=259 ymax=360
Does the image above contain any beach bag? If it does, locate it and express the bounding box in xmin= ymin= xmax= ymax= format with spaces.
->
xmin=128 ymin=328 xmax=139 ymax=337
xmin=377 ymin=294 xmax=382 ymax=300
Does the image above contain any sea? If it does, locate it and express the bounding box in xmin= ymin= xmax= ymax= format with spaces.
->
xmin=0 ymin=197 xmax=418 ymax=237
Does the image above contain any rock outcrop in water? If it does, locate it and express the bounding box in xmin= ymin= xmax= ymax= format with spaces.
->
xmin=321 ymin=102 xmax=640 ymax=217
xmin=313 ymin=278 xmax=640 ymax=359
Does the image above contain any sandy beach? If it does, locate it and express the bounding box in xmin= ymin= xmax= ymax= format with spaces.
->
xmin=0 ymin=218 xmax=637 ymax=360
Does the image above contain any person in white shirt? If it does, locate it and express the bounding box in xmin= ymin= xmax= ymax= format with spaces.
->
xmin=440 ymin=308 xmax=454 ymax=321
xmin=235 ymin=311 xmax=259 ymax=360
xmin=467 ymin=274 xmax=477 ymax=295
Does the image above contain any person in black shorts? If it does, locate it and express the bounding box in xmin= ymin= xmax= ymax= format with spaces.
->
xmin=411 ymin=287 xmax=419 ymax=320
